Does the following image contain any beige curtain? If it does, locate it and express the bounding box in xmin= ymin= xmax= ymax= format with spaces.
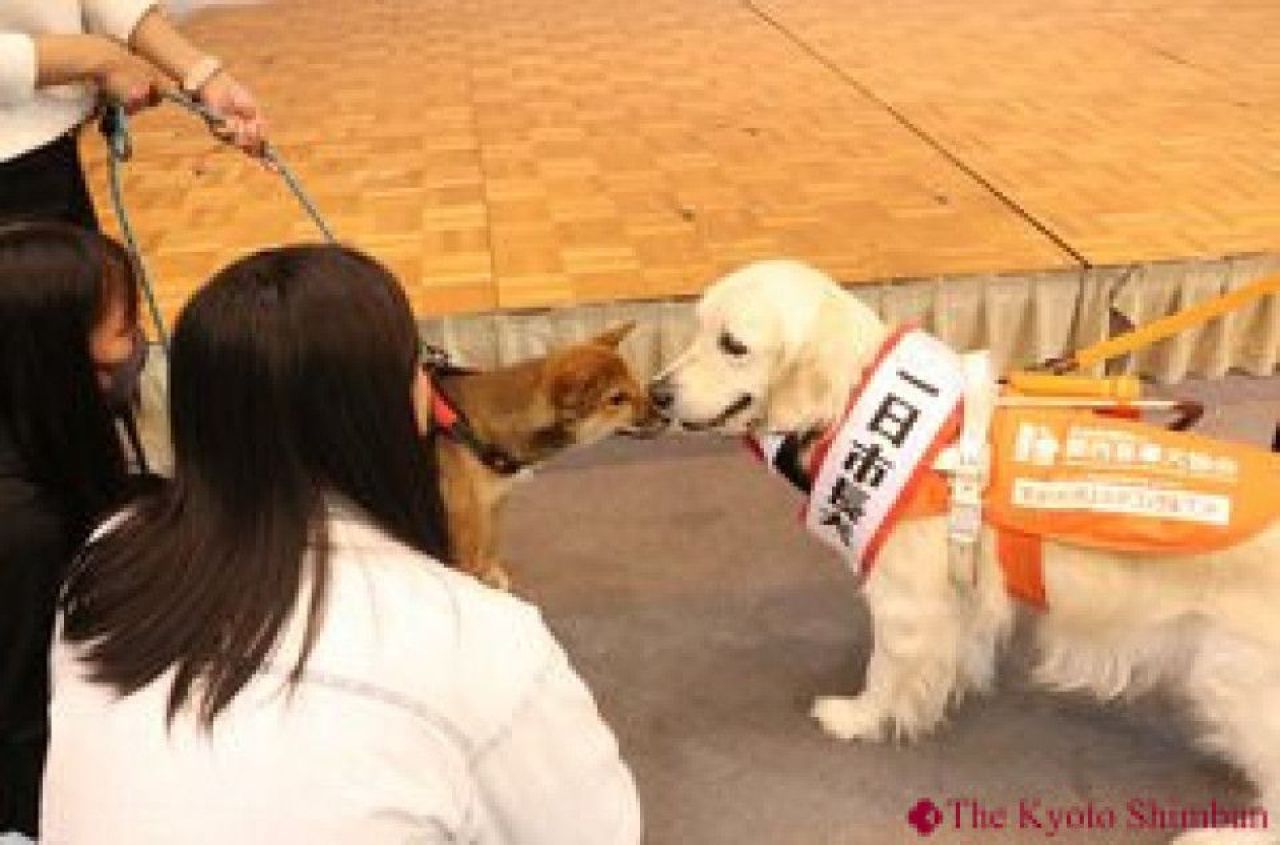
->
xmin=419 ymin=256 xmax=1280 ymax=383
xmin=136 ymin=256 xmax=1279 ymax=473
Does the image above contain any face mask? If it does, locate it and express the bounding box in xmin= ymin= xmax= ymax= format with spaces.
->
xmin=99 ymin=329 xmax=148 ymax=414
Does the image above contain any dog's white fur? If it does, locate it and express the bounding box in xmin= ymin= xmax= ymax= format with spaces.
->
xmin=659 ymin=260 xmax=1280 ymax=844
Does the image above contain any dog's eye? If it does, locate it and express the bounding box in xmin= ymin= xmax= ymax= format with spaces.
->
xmin=718 ymin=332 xmax=749 ymax=357
xmin=606 ymin=391 xmax=630 ymax=407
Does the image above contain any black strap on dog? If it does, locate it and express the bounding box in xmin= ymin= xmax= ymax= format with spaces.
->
xmin=421 ymin=345 xmax=527 ymax=477
xmin=434 ymin=390 xmax=527 ymax=476
xmin=765 ymin=428 xmax=825 ymax=495
xmin=773 ymin=433 xmax=814 ymax=494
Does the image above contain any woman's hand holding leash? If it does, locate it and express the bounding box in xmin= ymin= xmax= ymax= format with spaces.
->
xmin=126 ymin=7 xmax=270 ymax=162
xmin=193 ymin=70 xmax=267 ymax=158
xmin=34 ymin=34 xmax=168 ymax=114
xmin=92 ymin=42 xmax=168 ymax=114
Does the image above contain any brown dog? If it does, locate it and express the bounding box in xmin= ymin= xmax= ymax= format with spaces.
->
xmin=431 ymin=323 xmax=662 ymax=589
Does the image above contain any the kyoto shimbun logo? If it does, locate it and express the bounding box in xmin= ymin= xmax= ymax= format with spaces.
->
xmin=907 ymin=798 xmax=944 ymax=836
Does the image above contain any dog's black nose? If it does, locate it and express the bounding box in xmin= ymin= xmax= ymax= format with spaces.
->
xmin=649 ymin=378 xmax=675 ymax=412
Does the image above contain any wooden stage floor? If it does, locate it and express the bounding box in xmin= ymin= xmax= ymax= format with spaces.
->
xmin=84 ymin=0 xmax=1280 ymax=323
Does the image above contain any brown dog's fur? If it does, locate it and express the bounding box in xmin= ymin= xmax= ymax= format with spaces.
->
xmin=433 ymin=323 xmax=661 ymax=589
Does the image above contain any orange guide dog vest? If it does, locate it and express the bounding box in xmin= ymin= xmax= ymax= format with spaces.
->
xmin=900 ymin=408 xmax=1280 ymax=608
xmin=750 ymin=333 xmax=1280 ymax=610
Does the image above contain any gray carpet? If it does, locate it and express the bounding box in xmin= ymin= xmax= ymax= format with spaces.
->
xmin=502 ymin=377 xmax=1280 ymax=845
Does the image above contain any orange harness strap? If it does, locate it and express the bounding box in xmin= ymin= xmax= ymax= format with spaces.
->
xmin=996 ymin=529 xmax=1046 ymax=608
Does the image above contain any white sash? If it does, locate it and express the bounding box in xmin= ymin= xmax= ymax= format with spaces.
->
xmin=804 ymin=330 xmax=965 ymax=571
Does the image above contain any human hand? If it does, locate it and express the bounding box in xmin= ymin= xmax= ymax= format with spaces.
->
xmin=91 ymin=40 xmax=167 ymax=113
xmin=196 ymin=70 xmax=268 ymax=157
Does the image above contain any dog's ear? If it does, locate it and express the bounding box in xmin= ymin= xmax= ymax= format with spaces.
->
xmin=589 ymin=321 xmax=636 ymax=350
xmin=764 ymin=357 xmax=833 ymax=434
xmin=763 ymin=291 xmax=882 ymax=432
xmin=762 ymin=298 xmax=835 ymax=432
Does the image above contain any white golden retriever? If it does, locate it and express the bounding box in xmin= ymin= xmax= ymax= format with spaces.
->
xmin=651 ymin=259 xmax=1280 ymax=845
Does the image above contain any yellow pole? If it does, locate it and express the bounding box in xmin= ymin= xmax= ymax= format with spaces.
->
xmin=1072 ymin=272 xmax=1280 ymax=371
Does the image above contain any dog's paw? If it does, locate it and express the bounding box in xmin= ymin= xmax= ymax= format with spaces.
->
xmin=810 ymin=695 xmax=885 ymax=742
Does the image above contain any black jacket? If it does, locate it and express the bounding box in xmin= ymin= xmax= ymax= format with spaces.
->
xmin=0 ymin=426 xmax=73 ymax=836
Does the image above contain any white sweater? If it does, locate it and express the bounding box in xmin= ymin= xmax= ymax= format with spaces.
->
xmin=0 ymin=0 xmax=156 ymax=162
xmin=41 ymin=510 xmax=642 ymax=844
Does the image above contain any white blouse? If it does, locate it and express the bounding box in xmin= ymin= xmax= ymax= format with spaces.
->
xmin=41 ymin=509 xmax=642 ymax=844
xmin=0 ymin=0 xmax=156 ymax=161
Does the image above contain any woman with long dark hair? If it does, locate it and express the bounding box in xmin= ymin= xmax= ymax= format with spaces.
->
xmin=0 ymin=220 xmax=150 ymax=837
xmin=44 ymin=244 xmax=641 ymax=844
